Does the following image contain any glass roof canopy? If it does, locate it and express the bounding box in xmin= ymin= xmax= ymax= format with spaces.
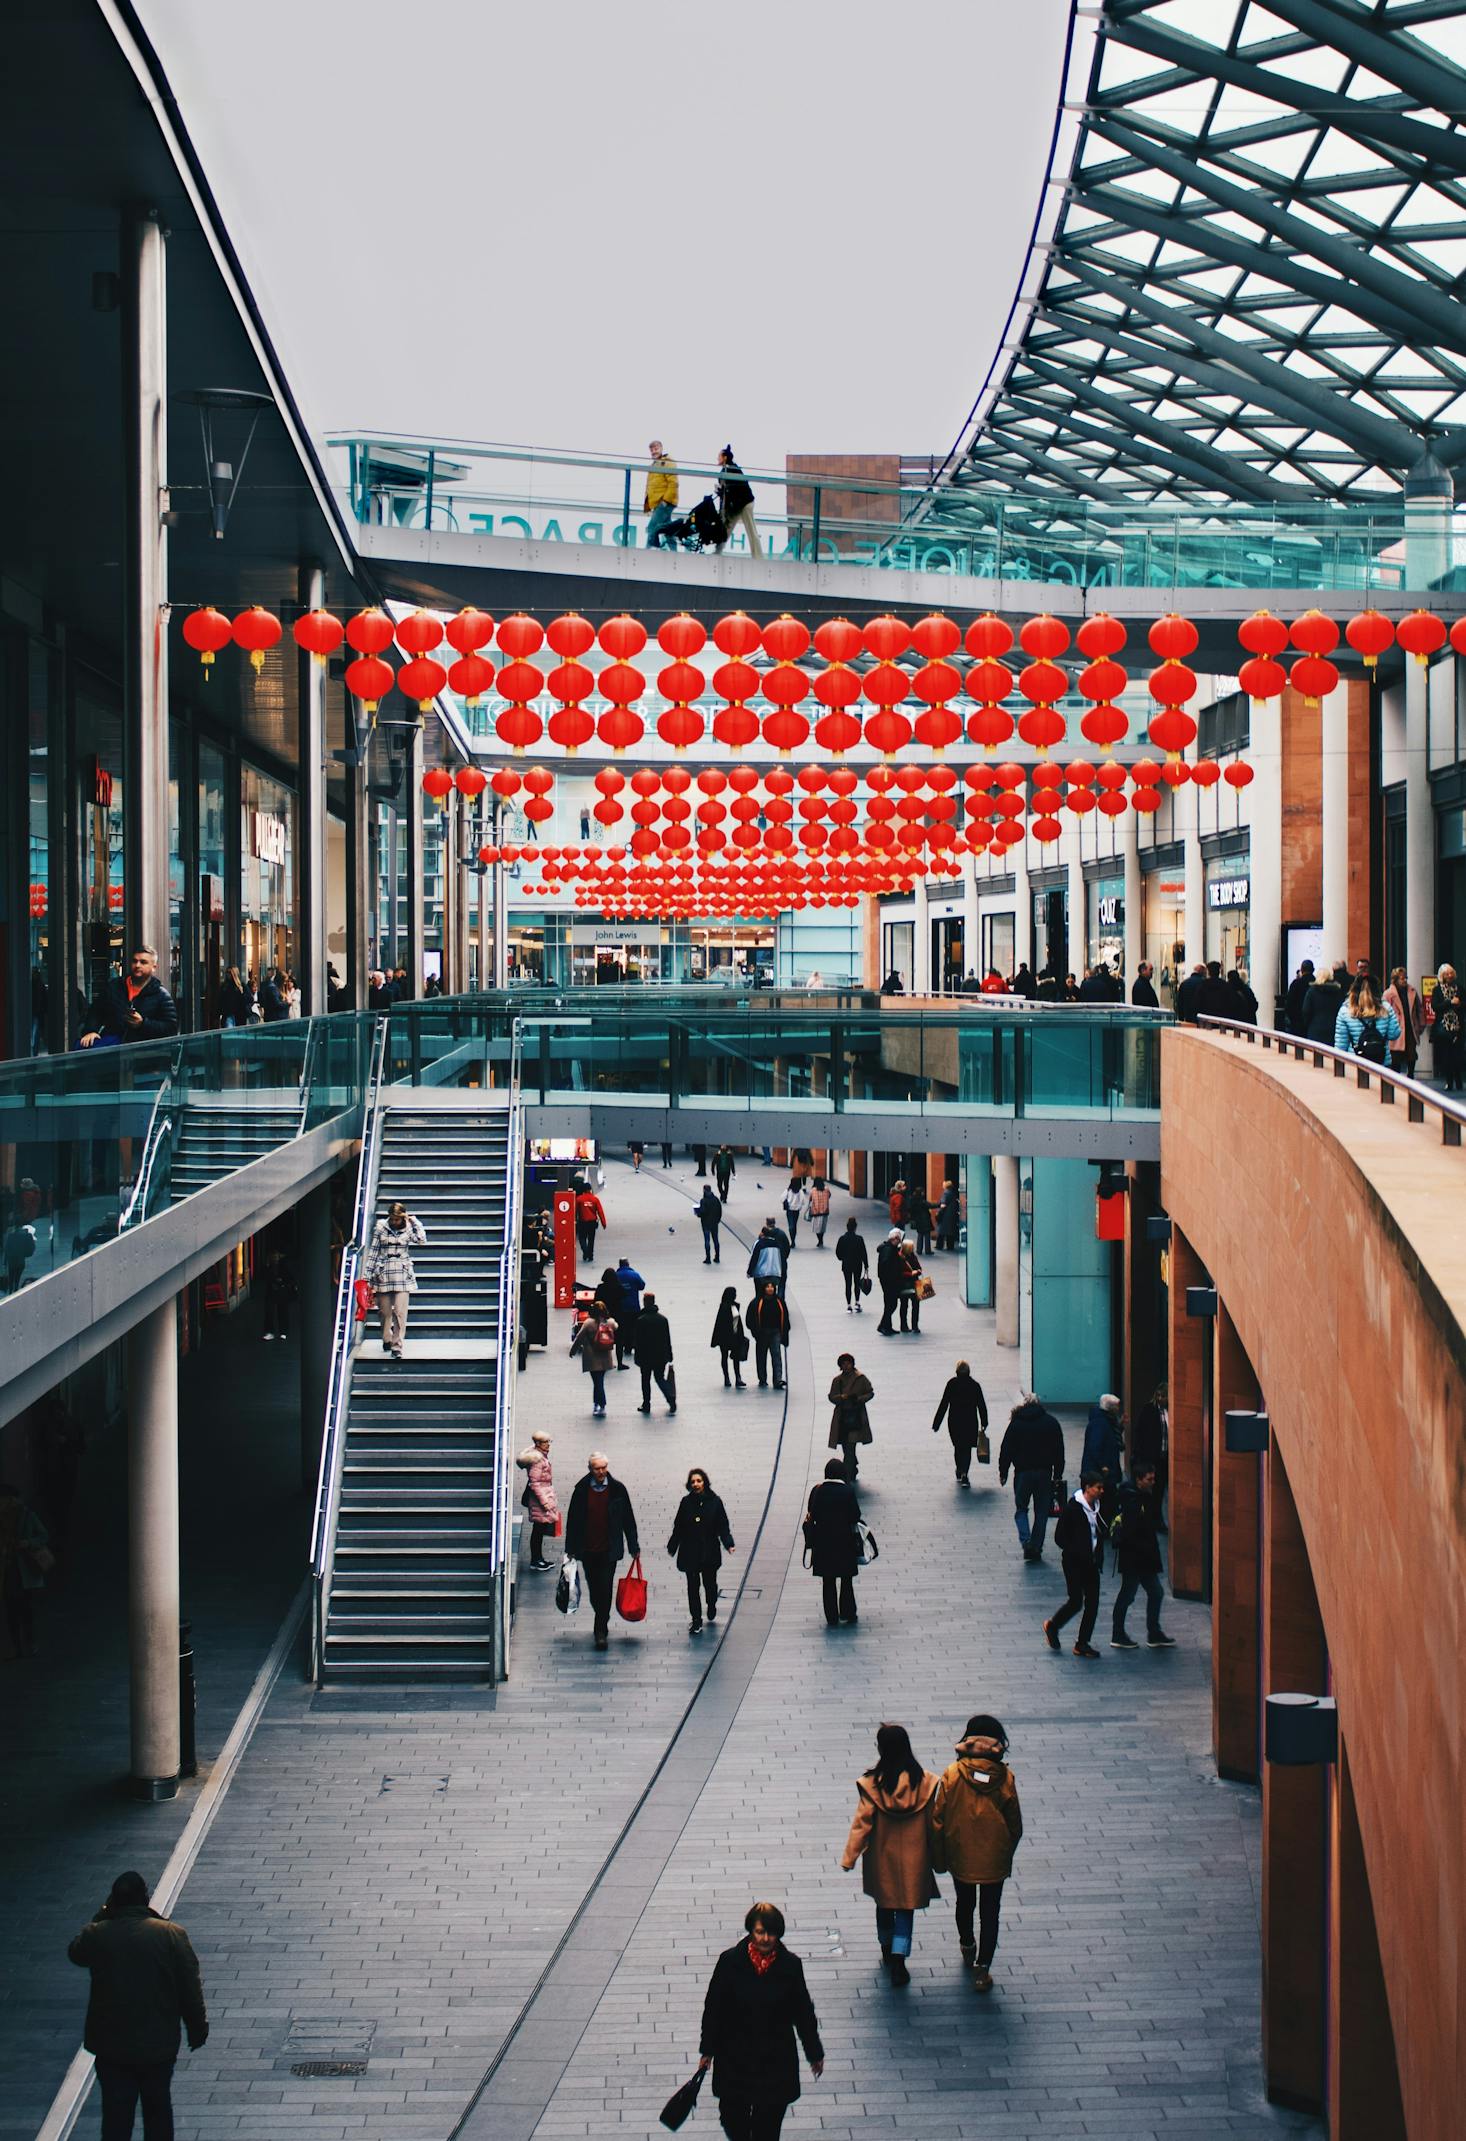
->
xmin=918 ymin=0 xmax=1466 ymax=527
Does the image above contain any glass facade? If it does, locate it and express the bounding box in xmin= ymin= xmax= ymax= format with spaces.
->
xmin=1143 ymin=862 xmax=1188 ymax=1006
xmin=198 ymin=741 xmax=228 ymax=1026
xmin=240 ymin=767 xmax=295 ymax=990
xmin=1087 ymin=874 xmax=1125 ymax=974
xmin=1204 ymin=851 xmax=1251 ymax=973
xmin=1029 ymin=1157 xmax=1112 ymax=1403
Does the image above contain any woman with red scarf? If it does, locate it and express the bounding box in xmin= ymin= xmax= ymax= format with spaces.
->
xmin=697 ymin=1901 xmax=823 ymax=2138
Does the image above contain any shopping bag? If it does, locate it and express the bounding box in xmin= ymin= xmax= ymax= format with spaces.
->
xmin=660 ymin=2063 xmax=707 ymax=2130
xmin=914 ymin=1274 xmax=936 ymax=1301
xmin=353 ymin=1278 xmax=373 ymax=1322
xmin=976 ymin=1427 xmax=991 ymax=1465
xmin=555 ymin=1558 xmax=582 ymax=1616
xmin=615 ymin=1554 xmax=648 ymax=1622
xmin=1050 ymin=1477 xmax=1069 ymax=1519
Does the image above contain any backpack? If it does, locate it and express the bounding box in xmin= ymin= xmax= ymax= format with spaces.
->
xmin=594 ymin=1320 xmax=616 ymax=1351
xmin=1352 ymin=1016 xmax=1388 ymax=1065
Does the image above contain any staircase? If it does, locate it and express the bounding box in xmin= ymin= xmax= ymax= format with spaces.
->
xmin=321 ymin=1102 xmax=513 ymax=1680
xmin=168 ymin=1096 xmax=302 ymax=1202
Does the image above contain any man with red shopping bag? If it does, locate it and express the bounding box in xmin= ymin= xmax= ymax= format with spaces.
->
xmin=563 ymin=1452 xmax=641 ymax=1652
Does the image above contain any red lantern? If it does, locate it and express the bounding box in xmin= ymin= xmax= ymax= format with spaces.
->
xmin=344 ymin=654 xmax=394 ymax=712
xmin=396 ymin=609 xmax=444 ymax=657
xmin=523 ymin=767 xmax=553 ymax=797
xmin=1078 ymin=657 xmax=1127 ymax=703
xmin=499 ymin=612 xmax=546 ymax=660
xmin=1094 ymin=761 xmax=1127 ymax=791
xmin=658 ymin=612 xmax=707 ymax=659
xmin=912 ymin=660 xmax=963 ymax=751
xmin=1238 ymin=655 xmax=1286 ymax=702
xmin=968 ymin=704 xmax=1015 ymax=751
xmin=1017 ymin=704 xmax=1066 ymax=754
xmin=593 ymin=798 xmax=624 ymax=827
xmin=1451 ymin=619 xmax=1466 ymax=658
xmin=449 ymin=652 xmax=495 ymax=706
xmin=496 ymin=704 xmax=543 ymax=751
xmin=1065 ymin=787 xmax=1097 ymax=816
xmin=1148 ymin=661 xmax=1197 ymax=706
xmin=763 ymin=614 xmax=811 ymax=663
xmin=1075 ymin=612 xmax=1126 ymax=658
xmin=1148 ymin=613 xmax=1199 ymax=662
xmin=346 ymin=606 xmax=394 ymax=656
xmin=1018 ymin=658 xmax=1066 ymax=706
xmin=182 ymin=606 xmax=232 ymax=673
xmin=399 ymin=656 xmax=448 ymax=711
xmin=1191 ymin=758 xmax=1221 ymax=787
xmin=1224 ymin=761 xmax=1255 ymax=790
xmin=1345 ymin=609 xmax=1394 ymax=669
xmin=492 ymin=770 xmax=522 ymax=799
xmin=293 ymin=607 xmax=344 ymax=663
xmin=454 ymin=765 xmax=488 ymax=801
xmin=1290 ymin=654 xmax=1339 ymax=706
xmin=1396 ymin=608 xmax=1446 ymax=665
xmin=232 ymin=605 xmax=282 ymax=673
xmin=1096 ymin=791 xmax=1127 ymax=818
xmin=1019 ymin=612 xmax=1069 ymax=660
xmin=1149 ymin=707 xmax=1198 ymax=758
xmin=446 ymin=606 xmax=496 ymax=654
xmin=1238 ymin=609 xmax=1288 ymax=658
xmin=865 ymin=707 xmax=912 ymax=757
xmin=1080 ymin=702 xmax=1127 ymax=748
xmin=422 ymin=767 xmax=453 ymax=808
xmin=1158 ymin=761 xmax=1190 ymax=789
xmin=1131 ymin=785 xmax=1162 ymax=815
xmin=863 ymin=614 xmax=910 ymax=662
xmin=911 ymin=612 xmax=960 ymax=660
xmin=713 ymin=611 xmax=761 ymax=657
xmin=1290 ymin=607 xmax=1340 ymax=657
xmin=992 ymin=819 xmax=1025 ymax=849
xmin=1031 ymin=814 xmax=1063 ymax=844
xmin=965 ymin=613 xmax=1013 ymax=660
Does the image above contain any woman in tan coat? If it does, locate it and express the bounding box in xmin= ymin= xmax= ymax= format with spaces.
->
xmin=931 ymin=1712 xmax=1023 ymax=1993
xmin=828 ymin=1354 xmax=874 ymax=1483
xmin=840 ymin=1723 xmax=940 ymax=1986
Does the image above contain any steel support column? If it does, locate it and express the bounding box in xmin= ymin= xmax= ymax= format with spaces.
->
xmin=127 ymin=1295 xmax=180 ymax=1798
xmin=122 ymin=208 xmax=171 ymax=971
xmin=405 ymin=726 xmax=425 ymax=996
xmin=296 ymin=563 xmax=327 ymax=1015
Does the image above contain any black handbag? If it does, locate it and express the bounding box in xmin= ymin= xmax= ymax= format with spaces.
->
xmin=859 ymin=1273 xmax=872 ymax=1295
xmin=660 ymin=2064 xmax=708 ymax=2130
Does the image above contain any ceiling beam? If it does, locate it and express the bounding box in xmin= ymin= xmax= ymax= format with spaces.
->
xmin=1256 ymin=0 xmax=1466 ymax=113
xmin=999 ymin=376 xmax=1298 ymax=501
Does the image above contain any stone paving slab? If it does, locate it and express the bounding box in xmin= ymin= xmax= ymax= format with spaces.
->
xmin=36 ymin=1149 xmax=1321 ymax=2140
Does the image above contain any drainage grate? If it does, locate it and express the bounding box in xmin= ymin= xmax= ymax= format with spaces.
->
xmin=291 ymin=2060 xmax=367 ymax=2079
xmin=280 ymin=2014 xmax=376 ymax=2079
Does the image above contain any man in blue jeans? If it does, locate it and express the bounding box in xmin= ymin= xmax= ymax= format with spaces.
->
xmin=998 ymin=1393 xmax=1066 ymax=1563
xmin=1110 ymin=1464 xmax=1177 ymax=1650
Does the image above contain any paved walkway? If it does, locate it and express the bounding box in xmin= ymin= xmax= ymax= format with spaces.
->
xmin=43 ymin=1157 xmax=1320 ymax=2140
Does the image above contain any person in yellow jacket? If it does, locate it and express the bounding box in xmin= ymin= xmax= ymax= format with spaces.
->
xmin=644 ymin=440 xmax=679 ymax=548
xmin=931 ymin=1713 xmax=1023 ymax=1992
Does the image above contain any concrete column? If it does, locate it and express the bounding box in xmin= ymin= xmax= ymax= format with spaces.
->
xmin=1404 ymin=658 xmax=1433 ymax=990
xmin=298 ymin=1181 xmax=333 ymax=1491
xmin=296 ymin=563 xmax=328 ymax=1016
xmin=961 ymin=853 xmax=979 ymax=986
xmin=405 ymin=727 xmax=426 ymax=995
xmin=1330 ymin=1740 xmax=1407 ymax=2139
xmin=1123 ymin=812 xmax=1143 ymax=985
xmin=1065 ymin=830 xmax=1086 ymax=976
xmin=343 ymin=705 xmax=370 ymax=1008
xmin=1167 ymin=1226 xmax=1208 ymax=1600
xmin=122 ymin=208 xmax=171 ymax=968
xmin=1212 ymin=1303 xmax=1261 ymax=1783
xmin=453 ymin=796 xmax=470 ymax=995
xmin=1262 ymin=1436 xmax=1327 ymax=2115
xmin=1184 ymin=817 xmax=1205 ymax=978
xmin=994 ymin=1155 xmax=1020 ymax=1349
xmin=492 ymin=856 xmax=509 ymax=988
xmin=440 ymin=791 xmax=458 ymax=994
xmin=477 ymin=858 xmax=490 ymax=990
xmin=1250 ymin=704 xmax=1284 ymax=1025
xmin=912 ymin=876 xmax=931 ymax=993
xmin=127 ymin=1297 xmax=180 ymax=1798
xmin=1320 ymin=681 xmax=1351 ymax=967
xmin=1012 ymin=846 xmax=1032 ymax=970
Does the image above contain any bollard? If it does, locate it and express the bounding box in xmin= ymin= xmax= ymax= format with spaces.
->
xmin=178 ymin=1620 xmax=197 ymax=1779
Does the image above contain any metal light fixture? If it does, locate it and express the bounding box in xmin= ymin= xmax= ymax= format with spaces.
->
xmin=1224 ymin=1409 xmax=1270 ymax=1453
xmin=1145 ymin=1214 xmax=1172 ymax=1245
xmin=1265 ymin=1694 xmax=1337 ymax=1767
xmin=1185 ymin=1285 xmax=1218 ymax=1318
xmin=180 ymin=387 xmax=273 ymax=540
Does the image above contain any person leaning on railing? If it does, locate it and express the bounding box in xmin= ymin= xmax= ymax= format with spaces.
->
xmin=78 ymin=946 xmax=178 ymax=1049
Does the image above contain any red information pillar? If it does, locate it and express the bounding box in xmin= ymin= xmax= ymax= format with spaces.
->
xmin=553 ymin=1191 xmax=577 ymax=1308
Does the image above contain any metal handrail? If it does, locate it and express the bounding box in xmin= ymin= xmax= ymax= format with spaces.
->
xmin=1196 ymin=1013 xmax=1466 ymax=1146
xmin=490 ymin=1020 xmax=525 ymax=1592
xmin=293 ymin=1018 xmax=322 ymax=1133
xmin=118 ymin=1047 xmax=183 ymax=1232
xmin=310 ymin=1016 xmax=388 ymax=1682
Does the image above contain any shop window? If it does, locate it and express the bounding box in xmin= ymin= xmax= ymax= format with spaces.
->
xmin=1199 ymin=691 xmax=1250 ymax=761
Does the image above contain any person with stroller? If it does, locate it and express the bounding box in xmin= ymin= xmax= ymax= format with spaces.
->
xmin=716 ymin=446 xmax=761 ymax=555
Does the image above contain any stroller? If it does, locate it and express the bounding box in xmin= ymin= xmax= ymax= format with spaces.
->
xmin=657 ymin=494 xmax=727 ymax=553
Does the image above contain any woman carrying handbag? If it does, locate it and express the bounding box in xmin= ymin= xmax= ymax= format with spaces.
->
xmin=691 ymin=1901 xmax=823 ymax=2136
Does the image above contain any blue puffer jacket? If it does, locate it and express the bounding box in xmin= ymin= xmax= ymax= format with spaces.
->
xmin=1334 ymin=1004 xmax=1400 ymax=1055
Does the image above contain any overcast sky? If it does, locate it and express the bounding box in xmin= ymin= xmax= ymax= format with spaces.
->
xmin=140 ymin=0 xmax=1071 ymax=485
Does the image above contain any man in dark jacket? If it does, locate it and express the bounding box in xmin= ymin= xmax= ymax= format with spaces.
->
xmin=998 ymin=1395 xmax=1066 ymax=1561
xmin=1044 ymin=1472 xmax=1107 ymax=1659
xmin=806 ymin=1458 xmax=862 ymax=1626
xmin=79 ymin=947 xmax=179 ymax=1048
xmin=1301 ymin=963 xmax=1349 ymax=1044
xmin=746 ymin=1282 xmax=789 ymax=1389
xmin=874 ymin=1228 xmax=906 ymax=1334
xmin=1080 ymin=1393 xmax=1125 ymax=1517
xmin=68 ymin=1870 xmax=207 ymax=2135
xmin=632 ymin=1291 xmax=676 ymax=1415
xmin=1198 ymin=960 xmax=1234 ymax=1020
xmin=1174 ymin=963 xmax=1206 ymax=1023
xmin=563 ymin=1453 xmax=640 ymax=1650
xmin=713 ymin=1144 xmax=736 ymax=1199
xmin=931 ymin=1361 xmax=989 ymax=1487
xmin=695 ymin=1183 xmax=723 ymax=1264
xmin=835 ymin=1216 xmax=869 ymax=1311
xmin=1130 ymin=962 xmax=1159 ymax=1008
xmin=1283 ymin=959 xmax=1314 ymax=1033
xmin=1110 ymin=1465 xmax=1176 ymax=1649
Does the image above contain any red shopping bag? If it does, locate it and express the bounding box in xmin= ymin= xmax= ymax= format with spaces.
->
xmin=353 ymin=1278 xmax=373 ymax=1323
xmin=615 ymin=1555 xmax=648 ymax=1623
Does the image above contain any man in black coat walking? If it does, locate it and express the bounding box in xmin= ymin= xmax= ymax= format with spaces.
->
xmin=1109 ymin=1465 xmax=1176 ymax=1650
xmin=79 ymin=947 xmax=179 ymax=1047
xmin=931 ymin=1361 xmax=988 ymax=1487
xmin=998 ymin=1395 xmax=1066 ymax=1560
xmin=1044 ymin=1473 xmax=1106 ymax=1659
xmin=806 ymin=1459 xmax=862 ymax=1626
xmin=874 ymin=1228 xmax=905 ymax=1334
xmin=746 ymin=1282 xmax=789 ymax=1389
xmin=696 ymin=1184 xmax=723 ymax=1264
xmin=563 ymin=1454 xmax=640 ymax=1650
xmin=1130 ymin=962 xmax=1159 ymax=1008
xmin=1175 ymin=963 xmax=1206 ymax=1024
xmin=632 ymin=1291 xmax=676 ymax=1415
xmin=68 ymin=1870 xmax=208 ymax=2137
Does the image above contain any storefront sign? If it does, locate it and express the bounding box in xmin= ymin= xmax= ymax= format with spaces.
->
xmin=1208 ymin=875 xmax=1250 ymax=910
xmin=569 ymin=922 xmax=653 ymax=947
xmin=253 ymin=811 xmax=286 ymax=866
xmin=91 ymin=761 xmax=113 ymax=808
xmin=1097 ymin=894 xmax=1124 ymax=928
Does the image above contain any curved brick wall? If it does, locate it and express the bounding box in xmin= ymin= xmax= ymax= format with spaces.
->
xmin=1161 ymin=1028 xmax=1466 ymax=2141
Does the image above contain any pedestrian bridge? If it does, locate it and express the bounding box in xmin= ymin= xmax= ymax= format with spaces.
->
xmin=0 ymin=990 xmax=1162 ymax=1419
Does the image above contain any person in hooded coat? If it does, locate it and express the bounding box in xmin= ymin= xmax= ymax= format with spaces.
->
xmin=840 ymin=1722 xmax=941 ymax=1986
xmin=930 ymin=1360 xmax=989 ymax=1487
xmin=931 ymin=1712 xmax=1023 ymax=1992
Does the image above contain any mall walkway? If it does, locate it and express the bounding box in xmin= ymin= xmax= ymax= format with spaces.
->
xmin=38 ymin=1161 xmax=1318 ymax=2141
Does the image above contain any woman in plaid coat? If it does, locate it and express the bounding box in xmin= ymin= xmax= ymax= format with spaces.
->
xmin=363 ymin=1201 xmax=427 ymax=1358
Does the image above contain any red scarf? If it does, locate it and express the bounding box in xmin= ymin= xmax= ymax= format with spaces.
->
xmin=747 ymin=1940 xmax=777 ymax=1976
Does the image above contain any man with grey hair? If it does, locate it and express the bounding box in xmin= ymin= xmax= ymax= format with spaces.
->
xmin=643 ymin=440 xmax=679 ymax=549
xmin=563 ymin=1452 xmax=640 ymax=1651
xmin=1081 ymin=1392 xmax=1125 ymax=1520
xmin=79 ymin=945 xmax=178 ymax=1047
